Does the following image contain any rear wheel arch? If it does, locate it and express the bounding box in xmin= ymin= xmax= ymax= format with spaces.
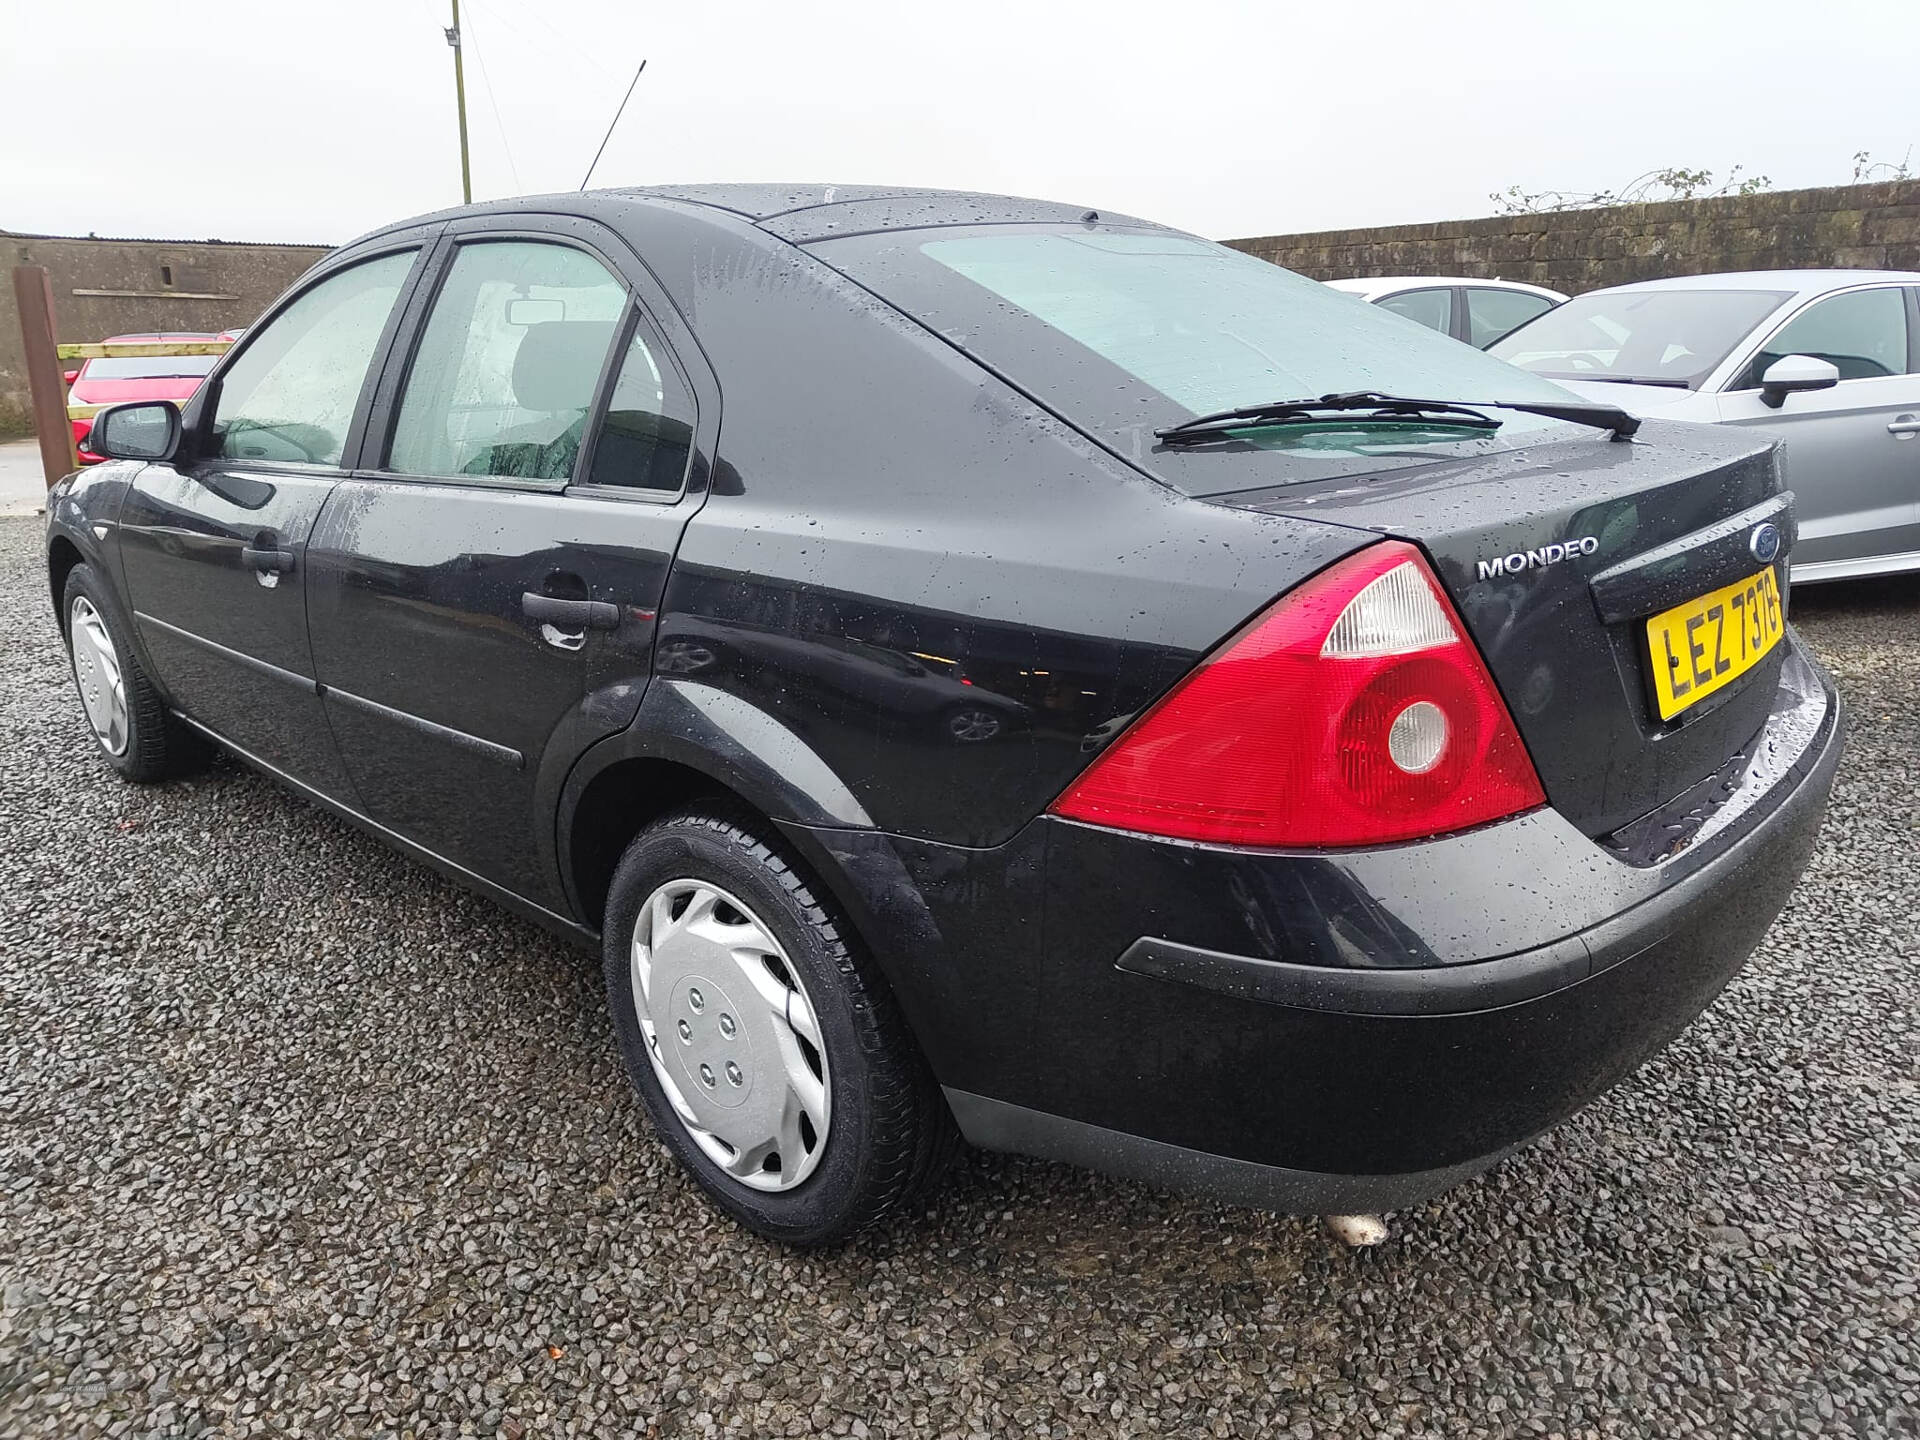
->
xmin=559 ymin=676 xmax=876 ymax=928
xmin=560 ymin=749 xmax=886 ymax=952
xmin=563 ymin=755 xmax=738 ymax=928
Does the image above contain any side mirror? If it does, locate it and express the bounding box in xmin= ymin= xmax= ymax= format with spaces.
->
xmin=63 ymin=368 xmax=80 ymax=387
xmin=89 ymin=400 xmax=182 ymax=462
xmin=1759 ymin=354 xmax=1840 ymax=409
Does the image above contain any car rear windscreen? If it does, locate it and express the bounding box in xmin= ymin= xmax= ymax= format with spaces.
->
xmin=809 ymin=226 xmax=1582 ymax=467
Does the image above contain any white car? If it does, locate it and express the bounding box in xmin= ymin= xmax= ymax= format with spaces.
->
xmin=1325 ymin=276 xmax=1567 ymax=347
xmin=1489 ymin=270 xmax=1920 ymax=583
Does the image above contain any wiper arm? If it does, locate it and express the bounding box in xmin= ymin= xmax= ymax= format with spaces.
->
xmin=1539 ymin=373 xmax=1690 ymax=390
xmin=1156 ymin=390 xmax=1640 ymax=445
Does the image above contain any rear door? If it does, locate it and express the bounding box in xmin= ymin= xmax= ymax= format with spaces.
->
xmin=1713 ymin=283 xmax=1920 ymax=573
xmin=117 ymin=241 xmax=430 ymax=798
xmin=304 ymin=219 xmax=714 ymax=912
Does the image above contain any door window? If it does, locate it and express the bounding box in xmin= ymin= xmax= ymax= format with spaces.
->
xmin=1744 ymin=287 xmax=1909 ymax=385
xmin=389 ymin=241 xmax=626 ymax=481
xmin=1466 ymin=288 xmax=1556 ymax=348
xmin=581 ymin=322 xmax=697 ymax=492
xmin=1375 ymin=287 xmax=1454 ymax=335
xmin=209 ymin=250 xmax=416 ymax=466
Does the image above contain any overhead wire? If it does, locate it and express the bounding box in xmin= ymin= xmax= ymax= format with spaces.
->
xmin=460 ymin=2 xmax=524 ymax=192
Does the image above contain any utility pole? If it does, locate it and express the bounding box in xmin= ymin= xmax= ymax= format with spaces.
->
xmin=446 ymin=0 xmax=472 ymax=204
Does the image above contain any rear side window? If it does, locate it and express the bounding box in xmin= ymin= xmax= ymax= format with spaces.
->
xmin=582 ymin=322 xmax=696 ymax=492
xmin=1743 ymin=287 xmax=1910 ymax=385
xmin=1375 ymin=288 xmax=1454 ymax=335
xmin=389 ymin=241 xmax=626 ymax=482
xmin=1466 ymin=288 xmax=1555 ymax=348
xmin=209 ymin=251 xmax=415 ymax=466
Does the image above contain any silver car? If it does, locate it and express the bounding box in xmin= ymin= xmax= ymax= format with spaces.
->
xmin=1325 ymin=276 xmax=1567 ymax=348
xmin=1490 ymin=270 xmax=1920 ymax=583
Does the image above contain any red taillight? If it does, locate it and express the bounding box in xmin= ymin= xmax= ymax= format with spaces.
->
xmin=71 ymin=416 xmax=102 ymax=464
xmin=1050 ymin=541 xmax=1546 ymax=848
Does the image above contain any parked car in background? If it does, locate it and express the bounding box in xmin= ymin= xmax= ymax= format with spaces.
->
xmin=65 ymin=332 xmax=234 ymax=463
xmin=1325 ymin=276 xmax=1567 ymax=347
xmin=1490 ymin=271 xmax=1920 ymax=583
xmin=48 ymin=186 xmax=1841 ymax=1244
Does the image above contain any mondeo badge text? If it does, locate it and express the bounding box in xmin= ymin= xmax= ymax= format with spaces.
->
xmin=1476 ymin=537 xmax=1599 ymax=580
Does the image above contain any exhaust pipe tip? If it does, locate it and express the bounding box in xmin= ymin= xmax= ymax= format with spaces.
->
xmin=1324 ymin=1213 xmax=1389 ymax=1247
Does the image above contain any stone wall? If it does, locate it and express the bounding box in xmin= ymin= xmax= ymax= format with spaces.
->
xmin=1224 ymin=180 xmax=1920 ymax=294
xmin=1 ymin=232 xmax=333 ymax=436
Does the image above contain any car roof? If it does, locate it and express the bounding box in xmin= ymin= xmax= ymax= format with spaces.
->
xmin=1325 ymin=275 xmax=1567 ymax=299
xmin=612 ymin=183 xmax=1160 ymax=234
xmin=99 ymin=332 xmax=226 ymax=343
xmin=1583 ymin=269 xmax=1920 ymax=299
xmin=349 ymin=184 xmax=1170 ymax=251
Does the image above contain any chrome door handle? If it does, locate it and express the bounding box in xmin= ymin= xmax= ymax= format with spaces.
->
xmin=1886 ymin=419 xmax=1920 ymax=436
xmin=520 ymin=592 xmax=620 ymax=629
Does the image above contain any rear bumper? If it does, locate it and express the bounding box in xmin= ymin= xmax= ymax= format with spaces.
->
xmin=938 ymin=638 xmax=1843 ymax=1212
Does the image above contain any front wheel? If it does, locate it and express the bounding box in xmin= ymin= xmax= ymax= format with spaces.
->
xmin=602 ymin=806 xmax=954 ymax=1244
xmin=61 ymin=563 xmax=206 ymax=783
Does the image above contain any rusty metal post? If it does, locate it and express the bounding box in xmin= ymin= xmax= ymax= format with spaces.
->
xmin=11 ymin=264 xmax=79 ymax=487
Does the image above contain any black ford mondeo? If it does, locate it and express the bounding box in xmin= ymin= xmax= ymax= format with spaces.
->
xmin=46 ymin=186 xmax=1843 ymax=1244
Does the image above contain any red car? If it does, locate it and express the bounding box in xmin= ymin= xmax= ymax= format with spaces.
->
xmin=66 ymin=332 xmax=236 ymax=463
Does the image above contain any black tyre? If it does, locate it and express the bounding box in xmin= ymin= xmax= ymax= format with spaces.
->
xmin=603 ymin=804 xmax=954 ymax=1244
xmin=60 ymin=563 xmax=207 ymax=783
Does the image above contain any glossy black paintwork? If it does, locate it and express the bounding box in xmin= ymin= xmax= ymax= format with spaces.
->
xmin=800 ymin=645 xmax=1838 ymax=1176
xmin=117 ymin=464 xmax=357 ymax=796
xmin=44 ymin=184 xmax=1846 ymax=1195
xmin=304 ymin=482 xmax=696 ymax=908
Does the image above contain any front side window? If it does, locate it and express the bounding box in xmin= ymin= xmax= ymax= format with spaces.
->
xmin=1375 ymin=287 xmax=1454 ymax=335
xmin=1467 ymin=288 xmax=1555 ymax=348
xmin=1489 ymin=288 xmax=1791 ymax=389
xmin=389 ymin=241 xmax=627 ymax=482
xmin=582 ymin=322 xmax=697 ymax=492
xmin=209 ymin=251 xmax=416 ymax=466
xmin=1742 ymin=287 xmax=1909 ymax=386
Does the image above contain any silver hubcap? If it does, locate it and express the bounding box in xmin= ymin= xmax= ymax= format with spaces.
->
xmin=948 ymin=708 xmax=1001 ymax=743
xmin=69 ymin=596 xmax=129 ymax=757
xmin=630 ymin=879 xmax=831 ymax=1192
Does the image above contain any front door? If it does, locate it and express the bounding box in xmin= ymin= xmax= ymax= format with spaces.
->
xmin=1716 ymin=284 xmax=1920 ymax=572
xmin=117 ymin=245 xmax=428 ymax=798
xmin=304 ymin=230 xmax=710 ymax=912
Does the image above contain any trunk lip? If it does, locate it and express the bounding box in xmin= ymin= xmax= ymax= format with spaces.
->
xmin=1587 ymin=490 xmax=1796 ymax=624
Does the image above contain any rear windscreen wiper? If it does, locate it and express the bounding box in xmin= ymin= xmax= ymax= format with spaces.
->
xmin=1156 ymin=390 xmax=1640 ymax=445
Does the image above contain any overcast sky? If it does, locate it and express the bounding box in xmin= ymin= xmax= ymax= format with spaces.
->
xmin=4 ymin=0 xmax=1914 ymax=246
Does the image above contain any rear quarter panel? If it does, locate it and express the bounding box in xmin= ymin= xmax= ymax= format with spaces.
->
xmin=651 ymin=226 xmax=1366 ymax=847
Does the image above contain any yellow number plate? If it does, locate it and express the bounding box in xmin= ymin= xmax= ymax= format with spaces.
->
xmin=1646 ymin=566 xmax=1783 ymax=721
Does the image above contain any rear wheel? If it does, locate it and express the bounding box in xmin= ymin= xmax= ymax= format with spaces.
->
xmin=603 ymin=805 xmax=954 ymax=1244
xmin=61 ymin=564 xmax=206 ymax=783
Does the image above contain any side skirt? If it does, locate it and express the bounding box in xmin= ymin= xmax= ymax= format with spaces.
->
xmin=171 ymin=710 xmax=599 ymax=952
xmin=1791 ymin=549 xmax=1920 ymax=584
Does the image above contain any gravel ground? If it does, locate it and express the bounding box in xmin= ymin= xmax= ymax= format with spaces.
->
xmin=1 ymin=512 xmax=1915 ymax=1439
